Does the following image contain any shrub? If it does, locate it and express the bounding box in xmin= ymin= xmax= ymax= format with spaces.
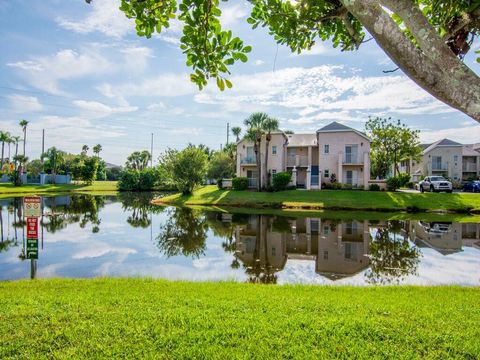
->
xmin=342 ymin=183 xmax=353 ymax=190
xmin=397 ymin=173 xmax=411 ymax=187
xmin=369 ymin=183 xmax=380 ymax=191
xmin=118 ymin=170 xmax=140 ymax=191
xmin=330 ymin=182 xmax=342 ymax=190
xmin=406 ymin=181 xmax=414 ymax=189
xmin=217 ymin=178 xmax=224 ymax=190
xmin=272 ymin=172 xmax=291 ymax=191
xmin=232 ymin=177 xmax=248 ymax=190
xmin=386 ymin=176 xmax=401 ymax=191
xmin=330 ymin=173 xmax=337 ymax=183
xmin=138 ymin=168 xmax=158 ymax=190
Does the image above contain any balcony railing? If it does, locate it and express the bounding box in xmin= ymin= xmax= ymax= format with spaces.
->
xmin=343 ymin=155 xmax=362 ymax=164
xmin=463 ymin=163 xmax=477 ymax=172
xmin=287 ymin=155 xmax=308 ymax=167
xmin=431 ymin=163 xmax=448 ymax=171
xmin=240 ymin=156 xmax=256 ymax=165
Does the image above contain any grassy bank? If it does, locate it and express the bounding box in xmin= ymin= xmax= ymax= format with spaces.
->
xmin=0 ymin=280 xmax=478 ymax=359
xmin=0 ymin=181 xmax=118 ymax=198
xmin=155 ymin=185 xmax=480 ymax=213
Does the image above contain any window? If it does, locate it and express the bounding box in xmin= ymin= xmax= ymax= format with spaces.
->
xmin=454 ymin=155 xmax=458 ymax=162
xmin=324 ymin=169 xmax=329 ymax=178
xmin=323 ymin=226 xmax=329 ymax=236
xmin=324 ymin=144 xmax=329 ymax=154
xmin=323 ymin=251 xmax=328 ymax=260
xmin=272 ymin=247 xmax=276 ymax=256
xmin=271 ymin=169 xmax=277 ymax=176
xmin=272 ymin=146 xmax=277 ymax=155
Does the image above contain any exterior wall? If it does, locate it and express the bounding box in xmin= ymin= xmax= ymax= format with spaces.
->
xmin=412 ymin=146 xmax=463 ymax=181
xmin=235 ymin=129 xmax=371 ymax=190
xmin=462 ymin=155 xmax=480 ymax=180
xmin=317 ymin=131 xmax=370 ymax=189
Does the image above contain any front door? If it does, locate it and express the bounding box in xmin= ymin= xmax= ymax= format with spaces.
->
xmin=346 ymin=170 xmax=353 ymax=185
xmin=247 ymin=170 xmax=258 ymax=188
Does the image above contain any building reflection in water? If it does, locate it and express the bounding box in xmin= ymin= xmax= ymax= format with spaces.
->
xmin=232 ymin=214 xmax=480 ymax=284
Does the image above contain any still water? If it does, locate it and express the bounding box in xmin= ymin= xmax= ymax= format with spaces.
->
xmin=0 ymin=193 xmax=479 ymax=285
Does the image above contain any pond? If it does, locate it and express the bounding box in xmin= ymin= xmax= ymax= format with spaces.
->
xmin=0 ymin=193 xmax=479 ymax=285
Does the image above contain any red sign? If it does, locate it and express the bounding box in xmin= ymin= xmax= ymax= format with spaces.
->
xmin=26 ymin=217 xmax=38 ymax=239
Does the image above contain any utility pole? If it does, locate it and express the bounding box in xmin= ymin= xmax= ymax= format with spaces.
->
xmin=226 ymin=123 xmax=230 ymax=145
xmin=41 ymin=129 xmax=45 ymax=171
xmin=150 ymin=132 xmax=154 ymax=168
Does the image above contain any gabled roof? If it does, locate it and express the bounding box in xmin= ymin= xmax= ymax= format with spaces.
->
xmin=463 ymin=145 xmax=480 ymax=156
xmin=317 ymin=121 xmax=352 ymax=132
xmin=423 ymin=138 xmax=463 ymax=154
xmin=316 ymin=121 xmax=370 ymax=141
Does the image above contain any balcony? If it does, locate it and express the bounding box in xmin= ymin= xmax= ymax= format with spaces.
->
xmin=463 ymin=163 xmax=477 ymax=172
xmin=240 ymin=156 xmax=256 ymax=165
xmin=432 ymin=163 xmax=448 ymax=171
xmin=343 ymin=155 xmax=362 ymax=165
xmin=287 ymin=155 xmax=308 ymax=167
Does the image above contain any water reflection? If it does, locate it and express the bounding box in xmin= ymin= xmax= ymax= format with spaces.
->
xmin=0 ymin=193 xmax=478 ymax=284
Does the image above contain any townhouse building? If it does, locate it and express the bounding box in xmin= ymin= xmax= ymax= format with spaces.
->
xmin=236 ymin=122 xmax=371 ymax=190
xmin=406 ymin=139 xmax=480 ymax=182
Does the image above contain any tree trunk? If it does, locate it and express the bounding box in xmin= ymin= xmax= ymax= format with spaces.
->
xmin=264 ymin=138 xmax=270 ymax=189
xmin=1 ymin=142 xmax=4 ymax=167
xmin=341 ymin=0 xmax=480 ymax=122
xmin=23 ymin=128 xmax=26 ymax=157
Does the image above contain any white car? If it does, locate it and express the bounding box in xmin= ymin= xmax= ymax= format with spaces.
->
xmin=418 ymin=176 xmax=453 ymax=193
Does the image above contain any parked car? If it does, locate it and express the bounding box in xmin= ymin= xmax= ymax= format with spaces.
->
xmin=463 ymin=180 xmax=480 ymax=192
xmin=418 ymin=176 xmax=452 ymax=193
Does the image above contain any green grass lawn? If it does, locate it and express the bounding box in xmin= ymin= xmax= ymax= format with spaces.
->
xmin=156 ymin=185 xmax=480 ymax=213
xmin=0 ymin=181 xmax=118 ymax=198
xmin=0 ymin=279 xmax=478 ymax=359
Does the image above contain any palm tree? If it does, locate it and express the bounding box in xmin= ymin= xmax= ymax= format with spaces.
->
xmin=231 ymin=126 xmax=242 ymax=142
xmin=244 ymin=112 xmax=269 ymax=191
xmin=0 ymin=131 xmax=10 ymax=168
xmin=93 ymin=144 xmax=102 ymax=158
xmin=19 ymin=119 xmax=28 ymax=158
xmin=262 ymin=117 xmax=279 ymax=187
xmin=41 ymin=147 xmax=65 ymax=184
xmin=11 ymin=136 xmax=21 ymax=185
xmin=81 ymin=145 xmax=89 ymax=156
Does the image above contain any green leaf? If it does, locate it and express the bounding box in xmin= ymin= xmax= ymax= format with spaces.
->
xmin=225 ymin=79 xmax=232 ymax=89
xmin=216 ymin=77 xmax=225 ymax=91
xmin=243 ymin=45 xmax=252 ymax=53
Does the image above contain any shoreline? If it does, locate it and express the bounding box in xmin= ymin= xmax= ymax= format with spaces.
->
xmin=153 ymin=185 xmax=480 ymax=215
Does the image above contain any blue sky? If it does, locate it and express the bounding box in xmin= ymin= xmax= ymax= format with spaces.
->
xmin=1 ymin=0 xmax=479 ymax=165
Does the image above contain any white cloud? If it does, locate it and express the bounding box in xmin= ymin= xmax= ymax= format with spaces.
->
xmin=255 ymin=60 xmax=265 ymax=66
xmin=220 ymin=4 xmax=247 ymax=27
xmin=73 ymin=100 xmax=138 ymax=116
xmin=120 ymin=46 xmax=154 ymax=72
xmin=8 ymin=94 xmax=44 ymax=113
xmin=102 ymin=73 xmax=196 ymax=98
xmin=420 ymin=124 xmax=480 ymax=144
xmin=293 ymin=42 xmax=333 ymax=57
xmin=7 ymin=49 xmax=113 ymax=94
xmin=57 ymin=0 xmax=133 ymax=39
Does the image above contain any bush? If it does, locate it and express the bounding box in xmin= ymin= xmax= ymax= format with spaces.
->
xmin=369 ymin=183 xmax=380 ymax=191
xmin=342 ymin=183 xmax=353 ymax=190
xmin=330 ymin=182 xmax=342 ymax=190
xmin=272 ymin=172 xmax=291 ymax=191
xmin=138 ymin=168 xmax=158 ymax=190
xmin=386 ymin=176 xmax=402 ymax=191
xmin=217 ymin=178 xmax=224 ymax=190
xmin=397 ymin=173 xmax=411 ymax=187
xmin=406 ymin=181 xmax=414 ymax=189
xmin=118 ymin=170 xmax=140 ymax=191
xmin=232 ymin=177 xmax=248 ymax=190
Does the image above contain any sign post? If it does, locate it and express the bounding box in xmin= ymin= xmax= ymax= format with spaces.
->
xmin=24 ymin=196 xmax=41 ymax=263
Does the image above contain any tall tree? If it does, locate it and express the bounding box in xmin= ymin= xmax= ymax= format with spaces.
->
xmin=231 ymin=126 xmax=242 ymax=142
xmin=262 ymin=117 xmax=279 ymax=187
xmin=19 ymin=120 xmax=28 ymax=158
xmin=81 ymin=145 xmax=89 ymax=156
xmin=92 ymin=144 xmax=102 ymax=158
xmin=0 ymin=131 xmax=10 ymax=168
xmin=126 ymin=150 xmax=151 ymax=171
xmin=244 ymin=112 xmax=269 ymax=191
xmin=41 ymin=147 xmax=66 ymax=184
xmin=365 ymin=117 xmax=421 ymax=178
xmin=91 ymin=0 xmax=480 ymax=122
